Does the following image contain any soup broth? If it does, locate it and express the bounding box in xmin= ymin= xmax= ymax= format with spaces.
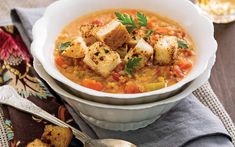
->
xmin=54 ymin=9 xmax=196 ymax=94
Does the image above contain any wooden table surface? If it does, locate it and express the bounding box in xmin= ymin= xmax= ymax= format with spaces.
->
xmin=211 ymin=23 xmax=235 ymax=121
xmin=0 ymin=0 xmax=235 ymax=122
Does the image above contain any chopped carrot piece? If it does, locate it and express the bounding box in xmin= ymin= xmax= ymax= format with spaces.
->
xmin=55 ymin=55 xmax=64 ymax=66
xmin=155 ymin=27 xmax=170 ymax=34
xmin=81 ymin=79 xmax=104 ymax=91
xmin=124 ymin=83 xmax=140 ymax=94
xmin=177 ymin=59 xmax=193 ymax=70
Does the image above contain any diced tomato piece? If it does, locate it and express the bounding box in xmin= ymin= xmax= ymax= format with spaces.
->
xmin=124 ymin=83 xmax=140 ymax=94
xmin=155 ymin=67 xmax=161 ymax=75
xmin=114 ymin=63 xmax=125 ymax=72
xmin=81 ymin=79 xmax=104 ymax=91
xmin=148 ymin=22 xmax=155 ymax=28
xmin=112 ymin=72 xmax=120 ymax=81
xmin=77 ymin=58 xmax=82 ymax=63
xmin=178 ymin=60 xmax=193 ymax=70
xmin=92 ymin=19 xmax=103 ymax=25
xmin=182 ymin=32 xmax=186 ymax=38
xmin=122 ymin=9 xmax=137 ymax=16
xmin=172 ymin=65 xmax=184 ymax=78
xmin=76 ymin=58 xmax=84 ymax=66
xmin=55 ymin=55 xmax=64 ymax=66
xmin=182 ymin=49 xmax=195 ymax=57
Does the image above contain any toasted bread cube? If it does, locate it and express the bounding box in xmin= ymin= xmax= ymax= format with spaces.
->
xmin=80 ymin=24 xmax=99 ymax=46
xmin=124 ymin=38 xmax=153 ymax=68
xmin=62 ymin=37 xmax=88 ymax=58
xmin=26 ymin=139 xmax=49 ymax=147
xmin=83 ymin=42 xmax=121 ymax=77
xmin=41 ymin=125 xmax=73 ymax=147
xmin=96 ymin=20 xmax=131 ymax=50
xmin=154 ymin=36 xmax=178 ymax=65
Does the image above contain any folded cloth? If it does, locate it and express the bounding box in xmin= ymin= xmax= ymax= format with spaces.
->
xmin=0 ymin=25 xmax=82 ymax=147
xmin=10 ymin=7 xmax=233 ymax=147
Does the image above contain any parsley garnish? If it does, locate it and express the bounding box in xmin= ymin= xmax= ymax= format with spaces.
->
xmin=115 ymin=11 xmax=149 ymax=33
xmin=59 ymin=41 xmax=71 ymax=51
xmin=115 ymin=12 xmax=137 ymax=33
xmin=178 ymin=40 xmax=189 ymax=49
xmin=137 ymin=12 xmax=147 ymax=27
xmin=144 ymin=29 xmax=154 ymax=39
xmin=124 ymin=57 xmax=142 ymax=75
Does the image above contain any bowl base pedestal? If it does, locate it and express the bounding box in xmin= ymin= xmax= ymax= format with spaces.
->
xmin=80 ymin=113 xmax=161 ymax=131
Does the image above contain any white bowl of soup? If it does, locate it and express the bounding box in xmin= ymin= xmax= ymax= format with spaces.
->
xmin=33 ymin=55 xmax=216 ymax=131
xmin=31 ymin=0 xmax=217 ymax=104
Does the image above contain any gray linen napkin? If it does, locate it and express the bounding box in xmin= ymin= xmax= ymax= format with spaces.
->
xmin=10 ymin=8 xmax=233 ymax=147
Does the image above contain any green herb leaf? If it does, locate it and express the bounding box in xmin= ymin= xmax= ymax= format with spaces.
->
xmin=178 ymin=40 xmax=189 ymax=49
xmin=124 ymin=57 xmax=142 ymax=75
xmin=115 ymin=12 xmax=137 ymax=33
xmin=144 ymin=29 xmax=154 ymax=39
xmin=137 ymin=12 xmax=147 ymax=27
xmin=59 ymin=41 xmax=71 ymax=51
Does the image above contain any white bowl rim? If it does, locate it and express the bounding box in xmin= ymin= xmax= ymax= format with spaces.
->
xmin=31 ymin=0 xmax=217 ymax=100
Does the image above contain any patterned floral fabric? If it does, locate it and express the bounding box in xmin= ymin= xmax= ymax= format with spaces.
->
xmin=0 ymin=25 xmax=82 ymax=147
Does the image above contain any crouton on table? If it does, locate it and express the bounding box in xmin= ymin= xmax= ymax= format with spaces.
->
xmin=26 ymin=139 xmax=50 ymax=147
xmin=41 ymin=125 xmax=73 ymax=147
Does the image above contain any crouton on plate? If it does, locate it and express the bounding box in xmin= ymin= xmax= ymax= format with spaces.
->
xmin=96 ymin=20 xmax=131 ymax=50
xmin=83 ymin=42 xmax=121 ymax=77
xmin=154 ymin=36 xmax=178 ymax=65
xmin=124 ymin=38 xmax=153 ymax=68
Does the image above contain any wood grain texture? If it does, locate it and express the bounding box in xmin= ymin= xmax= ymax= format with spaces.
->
xmin=210 ymin=23 xmax=235 ymax=121
xmin=0 ymin=0 xmax=234 ymax=122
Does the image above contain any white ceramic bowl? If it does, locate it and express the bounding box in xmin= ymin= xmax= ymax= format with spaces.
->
xmin=31 ymin=0 xmax=217 ymax=105
xmin=33 ymin=55 xmax=215 ymax=131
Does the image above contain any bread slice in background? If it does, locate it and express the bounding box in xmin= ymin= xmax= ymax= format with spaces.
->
xmin=26 ymin=139 xmax=50 ymax=147
xmin=41 ymin=125 xmax=73 ymax=147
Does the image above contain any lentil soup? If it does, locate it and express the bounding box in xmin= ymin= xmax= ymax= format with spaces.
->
xmin=54 ymin=9 xmax=196 ymax=94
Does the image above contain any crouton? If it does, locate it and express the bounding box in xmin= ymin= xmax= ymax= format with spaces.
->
xmin=41 ymin=125 xmax=73 ymax=147
xmin=154 ymin=36 xmax=178 ymax=65
xmin=96 ymin=20 xmax=131 ymax=50
xmin=124 ymin=38 xmax=153 ymax=68
xmin=83 ymin=42 xmax=121 ymax=77
xmin=80 ymin=24 xmax=99 ymax=46
xmin=61 ymin=37 xmax=88 ymax=58
xmin=26 ymin=139 xmax=50 ymax=147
